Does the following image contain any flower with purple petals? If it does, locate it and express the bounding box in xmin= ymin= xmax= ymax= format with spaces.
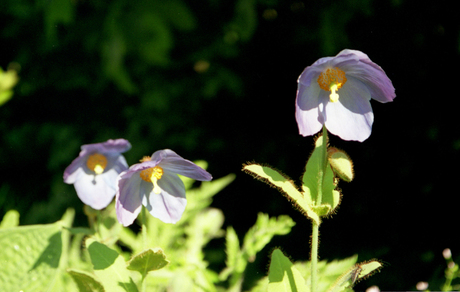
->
xmin=116 ymin=149 xmax=212 ymax=226
xmin=64 ymin=139 xmax=131 ymax=210
xmin=295 ymin=49 xmax=396 ymax=142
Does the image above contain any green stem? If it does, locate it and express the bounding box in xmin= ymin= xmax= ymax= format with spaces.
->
xmin=140 ymin=207 xmax=148 ymax=292
xmin=311 ymin=222 xmax=319 ymax=292
xmin=95 ymin=210 xmax=102 ymax=240
xmin=141 ymin=207 xmax=148 ymax=249
xmin=311 ymin=126 xmax=328 ymax=292
xmin=316 ymin=126 xmax=328 ymax=205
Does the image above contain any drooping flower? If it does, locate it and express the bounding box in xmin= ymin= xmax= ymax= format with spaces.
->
xmin=116 ymin=149 xmax=212 ymax=226
xmin=64 ymin=139 xmax=131 ymax=210
xmin=295 ymin=49 xmax=396 ymax=142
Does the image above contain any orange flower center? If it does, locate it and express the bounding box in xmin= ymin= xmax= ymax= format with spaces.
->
xmin=86 ymin=153 xmax=108 ymax=175
xmin=317 ymin=67 xmax=347 ymax=102
xmin=139 ymin=166 xmax=164 ymax=182
xmin=139 ymin=156 xmax=164 ymax=194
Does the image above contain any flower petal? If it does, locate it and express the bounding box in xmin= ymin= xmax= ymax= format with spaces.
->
xmin=73 ymin=171 xmax=117 ymax=210
xmin=63 ymin=155 xmax=86 ymax=183
xmin=116 ymin=170 xmax=144 ymax=226
xmin=297 ymin=58 xmax=331 ymax=87
xmin=324 ymin=77 xmax=374 ymax=141
xmin=339 ymin=50 xmax=395 ymax=103
xmin=152 ymin=149 xmax=212 ymax=181
xmin=296 ymin=80 xmax=328 ymax=136
xmin=107 ymin=154 xmax=129 ymax=174
xmin=144 ymin=171 xmax=187 ymax=224
xmin=80 ymin=139 xmax=132 ymax=157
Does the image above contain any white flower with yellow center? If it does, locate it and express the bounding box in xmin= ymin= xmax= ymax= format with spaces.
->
xmin=64 ymin=139 xmax=131 ymax=209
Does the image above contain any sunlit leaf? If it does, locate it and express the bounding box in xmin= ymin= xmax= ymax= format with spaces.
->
xmin=85 ymin=238 xmax=138 ymax=292
xmin=127 ymin=248 xmax=169 ymax=278
xmin=68 ymin=269 xmax=105 ymax=292
xmin=0 ymin=209 xmax=20 ymax=228
xmin=243 ymin=163 xmax=320 ymax=224
xmin=268 ymin=248 xmax=308 ymax=292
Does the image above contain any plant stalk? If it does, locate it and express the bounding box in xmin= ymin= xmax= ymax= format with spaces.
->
xmin=311 ymin=221 xmax=319 ymax=292
xmin=141 ymin=206 xmax=148 ymax=249
xmin=311 ymin=126 xmax=328 ymax=292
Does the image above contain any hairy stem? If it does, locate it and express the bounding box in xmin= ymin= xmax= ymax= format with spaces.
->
xmin=311 ymin=222 xmax=319 ymax=292
xmin=311 ymin=126 xmax=328 ymax=292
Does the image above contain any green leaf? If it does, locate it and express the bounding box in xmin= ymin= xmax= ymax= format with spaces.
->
xmin=312 ymin=204 xmax=331 ymax=217
xmin=221 ymin=214 xmax=295 ymax=290
xmin=243 ymin=163 xmax=320 ymax=224
xmin=328 ymin=260 xmax=382 ymax=292
xmin=321 ymin=165 xmax=341 ymax=215
xmin=68 ymin=269 xmax=105 ymax=292
xmin=219 ymin=226 xmax=242 ymax=281
xmin=0 ymin=215 xmax=70 ymax=291
xmin=85 ymin=238 xmax=138 ymax=292
xmin=302 ymin=134 xmax=340 ymax=216
xmin=184 ymin=173 xmax=236 ymax=220
xmin=268 ymin=249 xmax=308 ymax=292
xmin=293 ymin=255 xmax=358 ymax=292
xmin=0 ymin=209 xmax=20 ymax=228
xmin=127 ymin=248 xmax=169 ymax=278
xmin=359 ymin=260 xmax=383 ymax=280
xmin=243 ymin=213 xmax=295 ymax=257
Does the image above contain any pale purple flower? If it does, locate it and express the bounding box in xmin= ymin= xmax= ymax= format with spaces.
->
xmin=116 ymin=149 xmax=212 ymax=226
xmin=295 ymin=49 xmax=396 ymax=142
xmin=64 ymin=139 xmax=131 ymax=209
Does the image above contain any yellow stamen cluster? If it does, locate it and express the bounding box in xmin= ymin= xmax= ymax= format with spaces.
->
xmin=140 ymin=165 xmax=164 ymax=194
xmin=86 ymin=153 xmax=108 ymax=175
xmin=317 ymin=67 xmax=347 ymax=102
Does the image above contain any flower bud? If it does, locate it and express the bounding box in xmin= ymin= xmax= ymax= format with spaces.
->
xmin=328 ymin=147 xmax=354 ymax=182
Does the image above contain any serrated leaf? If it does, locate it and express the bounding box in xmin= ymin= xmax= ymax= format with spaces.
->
xmin=268 ymin=249 xmax=308 ymax=292
xmin=243 ymin=213 xmax=295 ymax=257
xmin=219 ymin=226 xmax=241 ymax=281
xmin=68 ymin=269 xmax=105 ymax=292
xmin=0 ymin=209 xmax=20 ymax=228
xmin=85 ymin=238 xmax=138 ymax=292
xmin=243 ymin=164 xmax=320 ymax=224
xmin=127 ymin=248 xmax=169 ymax=277
xmin=184 ymin=173 xmax=236 ymax=219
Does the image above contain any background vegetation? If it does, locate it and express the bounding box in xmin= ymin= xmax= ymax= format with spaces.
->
xmin=1 ymin=0 xmax=459 ymax=290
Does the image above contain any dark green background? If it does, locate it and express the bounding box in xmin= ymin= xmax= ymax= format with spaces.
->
xmin=1 ymin=0 xmax=458 ymax=290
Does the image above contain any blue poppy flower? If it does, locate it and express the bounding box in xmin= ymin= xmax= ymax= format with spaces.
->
xmin=64 ymin=139 xmax=131 ymax=209
xmin=116 ymin=149 xmax=212 ymax=226
xmin=296 ymin=49 xmax=396 ymax=141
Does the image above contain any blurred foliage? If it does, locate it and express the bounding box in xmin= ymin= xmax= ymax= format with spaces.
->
xmin=0 ymin=64 xmax=19 ymax=106
xmin=0 ymin=169 xmax=299 ymax=292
